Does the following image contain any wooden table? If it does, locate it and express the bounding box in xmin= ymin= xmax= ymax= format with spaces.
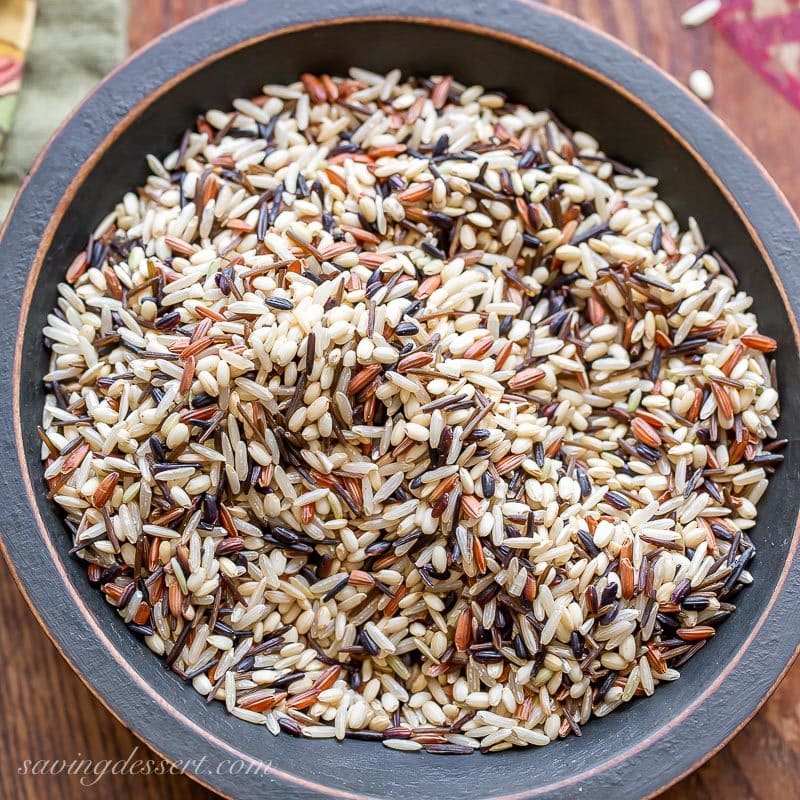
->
xmin=3 ymin=1 xmax=799 ymax=797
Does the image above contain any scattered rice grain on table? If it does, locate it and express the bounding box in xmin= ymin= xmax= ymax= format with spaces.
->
xmin=40 ymin=69 xmax=783 ymax=753
xmin=680 ymin=0 xmax=722 ymax=29
xmin=688 ymin=69 xmax=715 ymax=103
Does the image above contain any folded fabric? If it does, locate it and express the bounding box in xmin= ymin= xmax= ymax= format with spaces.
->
xmin=0 ymin=0 xmax=36 ymax=167
xmin=714 ymin=0 xmax=800 ymax=110
xmin=0 ymin=0 xmax=128 ymax=221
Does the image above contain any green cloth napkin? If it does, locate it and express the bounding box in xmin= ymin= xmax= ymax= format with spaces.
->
xmin=0 ymin=0 xmax=128 ymax=220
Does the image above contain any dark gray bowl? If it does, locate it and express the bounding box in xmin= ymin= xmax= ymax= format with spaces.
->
xmin=1 ymin=2 xmax=799 ymax=798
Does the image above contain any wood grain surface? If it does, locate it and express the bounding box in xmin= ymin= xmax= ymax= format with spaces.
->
xmin=3 ymin=1 xmax=799 ymax=797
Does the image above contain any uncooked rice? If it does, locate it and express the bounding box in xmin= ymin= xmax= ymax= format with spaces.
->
xmin=40 ymin=69 xmax=783 ymax=754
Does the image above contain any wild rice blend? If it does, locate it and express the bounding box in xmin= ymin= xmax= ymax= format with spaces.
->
xmin=41 ymin=69 xmax=783 ymax=753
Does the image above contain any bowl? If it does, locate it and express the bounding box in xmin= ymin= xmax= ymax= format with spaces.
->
xmin=1 ymin=1 xmax=799 ymax=798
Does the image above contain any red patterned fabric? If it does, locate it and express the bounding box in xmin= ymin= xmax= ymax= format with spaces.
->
xmin=714 ymin=0 xmax=800 ymax=107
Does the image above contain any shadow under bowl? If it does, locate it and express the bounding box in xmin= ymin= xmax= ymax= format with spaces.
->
xmin=1 ymin=2 xmax=799 ymax=799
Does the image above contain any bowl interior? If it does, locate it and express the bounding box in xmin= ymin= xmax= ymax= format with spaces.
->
xmin=11 ymin=16 xmax=800 ymax=800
